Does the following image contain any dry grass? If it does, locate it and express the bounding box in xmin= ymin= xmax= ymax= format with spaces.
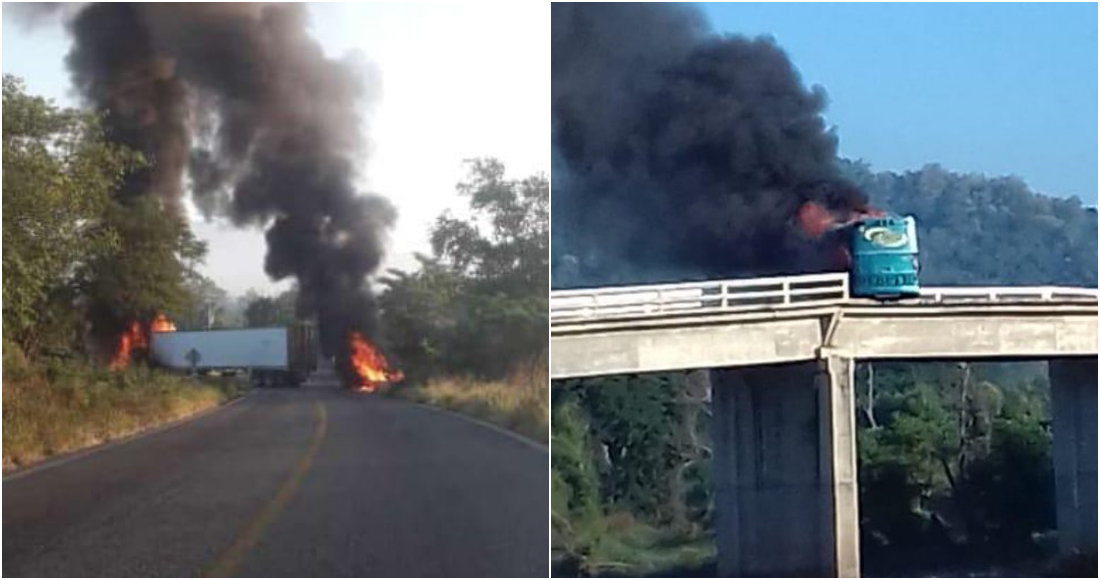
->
xmin=2 ymin=343 xmax=244 ymax=471
xmin=399 ymin=356 xmax=549 ymax=444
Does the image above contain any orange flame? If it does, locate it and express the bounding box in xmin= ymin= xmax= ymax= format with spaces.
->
xmin=797 ymin=202 xmax=887 ymax=270
xmin=110 ymin=321 xmax=147 ymax=370
xmin=797 ymin=201 xmax=885 ymax=239
xmin=797 ymin=201 xmax=835 ymax=239
xmin=150 ymin=313 xmax=177 ymax=333
xmin=110 ymin=313 xmax=175 ymax=370
xmin=347 ymin=331 xmax=404 ymax=392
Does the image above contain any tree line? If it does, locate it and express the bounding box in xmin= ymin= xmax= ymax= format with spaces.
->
xmin=379 ymin=159 xmax=549 ymax=382
xmin=842 ymin=159 xmax=1097 ymax=288
xmin=3 ymin=75 xmax=202 ymax=361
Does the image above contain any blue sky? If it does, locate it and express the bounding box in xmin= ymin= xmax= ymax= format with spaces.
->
xmin=701 ymin=2 xmax=1097 ymax=204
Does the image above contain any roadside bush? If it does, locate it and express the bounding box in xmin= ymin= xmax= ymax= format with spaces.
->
xmin=2 ymin=347 xmax=243 ymax=470
xmin=397 ymin=354 xmax=548 ymax=444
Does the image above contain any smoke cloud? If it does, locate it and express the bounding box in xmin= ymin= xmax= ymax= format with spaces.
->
xmin=58 ymin=3 xmax=394 ymax=361
xmin=552 ymin=3 xmax=870 ymax=287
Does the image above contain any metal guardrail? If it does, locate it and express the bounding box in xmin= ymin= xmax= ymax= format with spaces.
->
xmin=550 ymin=273 xmax=849 ymax=323
xmin=550 ymin=274 xmax=1099 ymax=324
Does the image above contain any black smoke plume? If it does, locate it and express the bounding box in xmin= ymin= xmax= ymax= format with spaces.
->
xmin=552 ymin=3 xmax=870 ymax=288
xmin=59 ymin=3 xmax=394 ymax=366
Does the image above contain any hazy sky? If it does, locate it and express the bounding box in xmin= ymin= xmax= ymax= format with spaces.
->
xmin=2 ymin=3 xmax=548 ymax=296
xmin=702 ymin=2 xmax=1098 ymax=203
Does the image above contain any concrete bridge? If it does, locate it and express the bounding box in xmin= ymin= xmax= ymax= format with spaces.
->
xmin=550 ymin=273 xmax=1098 ymax=577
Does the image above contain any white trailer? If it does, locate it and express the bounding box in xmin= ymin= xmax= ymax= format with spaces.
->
xmin=149 ymin=325 xmax=318 ymax=386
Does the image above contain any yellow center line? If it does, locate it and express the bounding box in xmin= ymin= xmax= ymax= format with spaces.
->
xmin=205 ymin=400 xmax=328 ymax=577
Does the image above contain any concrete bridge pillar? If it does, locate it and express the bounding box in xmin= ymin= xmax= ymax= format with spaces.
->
xmin=1049 ymin=357 xmax=1098 ymax=558
xmin=711 ymin=357 xmax=860 ymax=577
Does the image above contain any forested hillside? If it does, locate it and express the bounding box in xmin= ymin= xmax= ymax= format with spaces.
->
xmin=843 ymin=160 xmax=1097 ymax=287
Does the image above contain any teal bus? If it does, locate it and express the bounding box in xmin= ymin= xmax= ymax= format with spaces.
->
xmin=849 ymin=215 xmax=920 ymax=297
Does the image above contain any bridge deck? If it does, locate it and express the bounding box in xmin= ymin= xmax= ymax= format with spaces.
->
xmin=550 ymin=274 xmax=1098 ymax=379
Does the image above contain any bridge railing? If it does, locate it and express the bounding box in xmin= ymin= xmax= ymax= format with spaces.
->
xmin=919 ymin=286 xmax=1100 ymax=303
xmin=550 ymin=273 xmax=849 ymax=323
xmin=551 ymin=275 xmax=1100 ymax=324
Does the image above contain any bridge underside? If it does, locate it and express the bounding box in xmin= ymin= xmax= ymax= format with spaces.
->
xmin=1050 ymin=359 xmax=1098 ymax=558
xmin=706 ymin=355 xmax=1098 ymax=577
xmin=711 ymin=358 xmax=859 ymax=577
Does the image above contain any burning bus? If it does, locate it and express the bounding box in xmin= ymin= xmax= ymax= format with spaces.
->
xmin=847 ymin=215 xmax=920 ymax=297
xmin=798 ymin=201 xmax=921 ymax=298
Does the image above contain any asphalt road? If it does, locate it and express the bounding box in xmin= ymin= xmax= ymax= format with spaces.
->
xmin=3 ymin=387 xmax=547 ymax=577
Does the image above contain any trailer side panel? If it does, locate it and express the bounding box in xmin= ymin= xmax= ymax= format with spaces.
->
xmin=150 ymin=328 xmax=289 ymax=371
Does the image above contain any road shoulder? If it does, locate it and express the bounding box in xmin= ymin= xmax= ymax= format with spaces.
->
xmin=3 ymin=393 xmax=250 ymax=482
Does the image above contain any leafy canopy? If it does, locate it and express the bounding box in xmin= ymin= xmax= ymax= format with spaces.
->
xmin=3 ymin=75 xmax=207 ymax=356
xmin=2 ymin=75 xmax=140 ymax=352
xmin=380 ymin=159 xmax=548 ymax=380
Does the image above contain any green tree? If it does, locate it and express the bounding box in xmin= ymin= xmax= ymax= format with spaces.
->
xmin=958 ymin=414 xmax=1054 ymax=552
xmin=432 ymin=158 xmax=549 ymax=295
xmin=377 ymin=255 xmax=462 ymax=381
xmin=552 ymin=396 xmax=604 ymax=521
xmin=173 ymin=273 xmax=229 ymax=330
xmin=856 ymin=361 xmax=1059 ymax=570
xmin=381 ymin=159 xmax=548 ymax=379
xmin=80 ymin=196 xmax=207 ymax=341
xmin=566 ymin=374 xmax=684 ymax=519
xmin=242 ymin=287 xmax=298 ymax=328
xmin=2 ymin=75 xmax=141 ymax=355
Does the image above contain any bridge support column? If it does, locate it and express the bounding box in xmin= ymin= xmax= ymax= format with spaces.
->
xmin=1050 ymin=357 xmax=1098 ymax=558
xmin=711 ymin=357 xmax=860 ymax=577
